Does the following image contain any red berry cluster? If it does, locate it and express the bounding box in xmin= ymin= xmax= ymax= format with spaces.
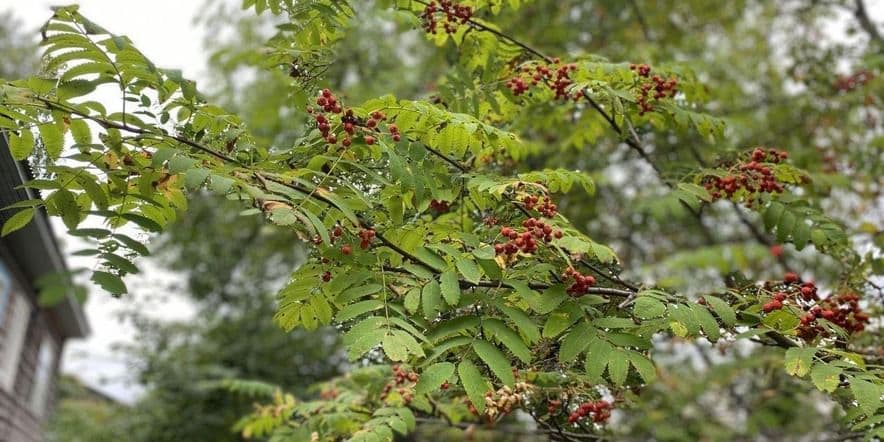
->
xmin=308 ymin=90 xmax=392 ymax=147
xmin=388 ymin=123 xmax=401 ymax=142
xmin=760 ymin=272 xmax=870 ymax=340
xmin=629 ymin=63 xmax=651 ymax=77
xmin=319 ymin=387 xmax=338 ymax=400
xmin=547 ymin=399 xmax=562 ymax=414
xmin=314 ymin=88 xmax=342 ymax=114
xmin=522 ymin=194 xmax=558 ymax=217
xmin=495 ymin=218 xmax=562 ymax=257
xmin=568 ymin=400 xmax=612 ymax=424
xmin=429 ymin=199 xmax=450 ymax=213
xmin=799 ymin=293 xmax=869 ymax=340
xmin=420 ymin=0 xmax=472 ymax=34
xmin=361 ymin=110 xmax=389 ymax=146
xmin=704 ymin=148 xmax=790 ymax=201
xmin=630 ymin=63 xmax=678 ymax=116
xmin=562 ymin=267 xmax=597 ymax=297
xmin=506 ymin=59 xmax=583 ymax=101
xmin=834 ymin=69 xmax=873 ymax=92
xmin=321 ymin=270 xmax=332 ymax=282
xmin=380 ymin=364 xmax=419 ymax=404
xmin=358 ymin=228 xmax=376 ymax=249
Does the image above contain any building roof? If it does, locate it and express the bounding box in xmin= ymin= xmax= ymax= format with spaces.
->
xmin=0 ymin=131 xmax=90 ymax=339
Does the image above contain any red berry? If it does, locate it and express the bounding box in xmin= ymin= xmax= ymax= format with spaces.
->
xmin=341 ymin=245 xmax=352 ymax=255
xmin=364 ymin=135 xmax=375 ymax=145
xmin=784 ymin=272 xmax=800 ymax=283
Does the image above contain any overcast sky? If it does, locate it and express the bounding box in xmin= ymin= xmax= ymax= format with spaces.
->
xmin=1 ymin=0 xmax=882 ymax=404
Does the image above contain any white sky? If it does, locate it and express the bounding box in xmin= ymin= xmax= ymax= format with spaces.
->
xmin=1 ymin=0 xmax=882 ymax=405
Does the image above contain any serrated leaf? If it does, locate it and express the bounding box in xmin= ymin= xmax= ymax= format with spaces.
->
xmin=704 ymin=296 xmax=736 ymax=327
xmin=784 ymin=347 xmax=816 ymax=377
xmin=415 ymin=362 xmax=455 ymax=395
xmin=634 ymin=295 xmax=666 ymax=319
xmin=455 ymin=257 xmax=482 ymax=284
xmin=809 ymin=363 xmax=841 ymax=393
xmin=691 ymin=303 xmax=721 ymax=342
xmin=1 ymin=208 xmax=35 ymax=236
xmin=607 ymin=349 xmax=629 ymax=386
xmin=763 ymin=201 xmax=784 ymax=230
xmin=543 ymin=310 xmax=577 ymax=338
xmin=383 ymin=330 xmax=423 ymax=362
xmin=498 ymin=304 xmax=540 ymax=343
xmin=559 ymin=321 xmax=594 ymax=363
xmin=440 ymin=270 xmax=460 ymax=305
xmin=38 ymin=123 xmax=63 ymax=160
xmin=472 ymin=340 xmax=515 ymax=386
xmin=184 ymin=167 xmax=210 ymax=191
xmin=626 ymin=351 xmax=656 ymax=383
xmin=483 ymin=319 xmax=531 ymax=364
xmin=850 ymin=378 xmax=882 ymax=416
xmin=69 ymin=119 xmax=91 ymax=145
xmin=422 ymin=280 xmax=442 ymax=319
xmin=9 ymin=129 xmax=35 ymax=160
xmin=336 ymin=300 xmax=384 ymax=322
xmin=585 ymin=339 xmax=612 ymax=382
xmin=458 ymin=360 xmax=490 ymax=413
xmin=404 ymin=287 xmax=421 ymax=314
xmin=91 ymin=271 xmax=126 ymax=295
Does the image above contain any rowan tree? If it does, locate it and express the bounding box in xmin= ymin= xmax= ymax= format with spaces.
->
xmin=1 ymin=1 xmax=882 ymax=441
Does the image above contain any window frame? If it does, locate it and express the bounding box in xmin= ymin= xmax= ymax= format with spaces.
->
xmin=29 ymin=333 xmax=57 ymax=417
xmin=0 ymin=287 xmax=31 ymax=393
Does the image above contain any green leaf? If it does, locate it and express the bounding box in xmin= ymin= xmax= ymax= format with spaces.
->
xmin=184 ymin=167 xmax=211 ymax=191
xmin=440 ymin=270 xmax=461 ymax=305
xmin=809 ymin=363 xmax=841 ymax=393
xmin=415 ymin=362 xmax=455 ymax=396
xmin=112 ymin=233 xmax=150 ymax=256
xmin=498 ymin=304 xmax=540 ymax=343
xmin=763 ymin=201 xmax=785 ymax=230
xmin=585 ymin=338 xmax=613 ymax=382
xmin=607 ymin=349 xmax=629 ymax=386
xmin=38 ymin=123 xmax=64 ymax=160
xmin=703 ymin=296 xmax=736 ymax=327
xmin=455 ymin=257 xmax=482 ymax=284
xmin=336 ymin=300 xmax=384 ymax=322
xmin=9 ymin=129 xmax=35 ymax=160
xmin=51 ymin=189 xmax=81 ymax=229
xmin=850 ymin=378 xmax=882 ymax=416
xmin=626 ymin=351 xmax=656 ymax=384
xmin=559 ymin=322 xmax=594 ymax=364
xmin=69 ymin=119 xmax=91 ymax=145
xmin=483 ymin=319 xmax=531 ymax=364
xmin=458 ymin=360 xmax=490 ymax=413
xmin=101 ymin=253 xmax=138 ymax=274
xmin=383 ymin=330 xmax=423 ymax=362
xmin=634 ymin=295 xmax=666 ymax=319
xmin=784 ymin=347 xmax=816 ymax=377
xmin=422 ymin=280 xmax=442 ymax=319
xmin=404 ymin=287 xmax=421 ymax=314
xmin=1 ymin=208 xmax=35 ymax=236
xmin=472 ymin=340 xmax=515 ymax=386
xmin=691 ymin=303 xmax=721 ymax=342
xmin=543 ymin=310 xmax=578 ymax=338
xmin=76 ymin=175 xmax=108 ymax=210
xmin=91 ymin=271 xmax=126 ymax=295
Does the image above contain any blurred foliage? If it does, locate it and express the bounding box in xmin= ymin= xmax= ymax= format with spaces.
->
xmin=0 ymin=10 xmax=40 ymax=79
